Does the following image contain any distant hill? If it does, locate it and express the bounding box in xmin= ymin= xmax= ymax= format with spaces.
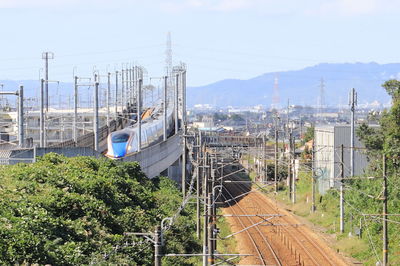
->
xmin=0 ymin=80 xmax=89 ymax=108
xmin=187 ymin=62 xmax=398 ymax=108
xmin=0 ymin=62 xmax=397 ymax=109
xmin=0 ymin=79 xmax=72 ymax=103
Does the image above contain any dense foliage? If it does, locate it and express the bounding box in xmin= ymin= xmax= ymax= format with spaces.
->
xmin=266 ymin=163 xmax=288 ymax=182
xmin=350 ymin=79 xmax=400 ymax=263
xmin=0 ymin=154 xmax=200 ymax=265
xmin=303 ymin=125 xmax=315 ymax=144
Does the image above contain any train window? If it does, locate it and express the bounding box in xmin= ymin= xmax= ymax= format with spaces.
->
xmin=112 ymin=133 xmax=130 ymax=143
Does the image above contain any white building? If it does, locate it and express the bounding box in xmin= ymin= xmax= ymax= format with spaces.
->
xmin=0 ymin=108 xmax=112 ymax=147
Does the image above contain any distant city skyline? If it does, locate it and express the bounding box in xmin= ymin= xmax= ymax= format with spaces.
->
xmin=0 ymin=0 xmax=400 ymax=86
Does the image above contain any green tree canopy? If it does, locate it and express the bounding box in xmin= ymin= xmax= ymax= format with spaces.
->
xmin=303 ymin=125 xmax=315 ymax=143
xmin=0 ymin=154 xmax=200 ymax=265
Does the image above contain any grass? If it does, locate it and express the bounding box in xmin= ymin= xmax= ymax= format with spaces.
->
xmin=239 ymin=154 xmax=400 ymax=265
xmin=273 ymin=174 xmax=375 ymax=263
xmin=193 ymin=206 xmax=238 ymax=265
xmin=216 ymin=212 xmax=239 ymax=261
xmin=243 ymin=163 xmax=385 ymax=265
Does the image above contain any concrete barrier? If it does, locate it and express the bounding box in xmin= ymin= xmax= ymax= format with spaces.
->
xmin=122 ymin=134 xmax=182 ymax=178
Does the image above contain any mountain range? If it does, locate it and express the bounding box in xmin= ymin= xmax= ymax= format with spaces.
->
xmin=187 ymin=62 xmax=397 ymax=108
xmin=0 ymin=62 xmax=397 ymax=109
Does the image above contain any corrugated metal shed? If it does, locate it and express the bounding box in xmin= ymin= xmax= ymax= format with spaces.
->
xmin=315 ymin=125 xmax=371 ymax=194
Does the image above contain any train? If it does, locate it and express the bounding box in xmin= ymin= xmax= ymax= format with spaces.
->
xmin=105 ymin=102 xmax=174 ymax=159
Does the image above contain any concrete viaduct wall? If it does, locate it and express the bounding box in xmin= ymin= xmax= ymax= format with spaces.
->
xmin=121 ymin=134 xmax=182 ymax=179
xmin=0 ymin=134 xmax=183 ymax=180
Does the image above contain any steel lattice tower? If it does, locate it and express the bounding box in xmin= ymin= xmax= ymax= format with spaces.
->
xmin=318 ymin=78 xmax=325 ymax=116
xmin=271 ymin=73 xmax=280 ymax=110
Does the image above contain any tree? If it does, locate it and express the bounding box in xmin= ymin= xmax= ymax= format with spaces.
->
xmin=213 ymin=112 xmax=228 ymax=122
xmin=303 ymin=125 xmax=314 ymax=143
xmin=0 ymin=154 xmax=201 ymax=265
xmin=347 ymin=79 xmax=400 ymax=264
xmin=382 ymin=79 xmax=400 ymax=100
xmin=357 ymin=79 xmax=400 ymax=165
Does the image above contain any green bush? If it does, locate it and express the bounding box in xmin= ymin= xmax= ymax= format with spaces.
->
xmin=0 ymin=153 xmax=200 ymax=265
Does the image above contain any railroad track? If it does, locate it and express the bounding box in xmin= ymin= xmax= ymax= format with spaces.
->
xmin=221 ymin=182 xmax=283 ymax=266
xmin=224 ymin=169 xmax=344 ymax=266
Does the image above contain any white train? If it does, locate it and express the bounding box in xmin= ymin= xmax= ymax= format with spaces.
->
xmin=105 ymin=103 xmax=174 ymax=159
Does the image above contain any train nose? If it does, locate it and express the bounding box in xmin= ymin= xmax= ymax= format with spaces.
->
xmin=112 ymin=142 xmax=127 ymax=158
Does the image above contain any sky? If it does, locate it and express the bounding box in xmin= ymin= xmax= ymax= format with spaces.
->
xmin=0 ymin=0 xmax=400 ymax=87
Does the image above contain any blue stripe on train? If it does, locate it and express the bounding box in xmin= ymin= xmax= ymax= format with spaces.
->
xmin=112 ymin=142 xmax=128 ymax=158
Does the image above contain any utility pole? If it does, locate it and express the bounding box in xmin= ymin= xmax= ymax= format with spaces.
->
xmin=257 ymin=137 xmax=261 ymax=179
xmin=382 ymin=154 xmax=388 ymax=266
xmin=121 ymin=69 xmax=125 ymax=112
xmin=340 ymin=144 xmax=345 ymax=233
xmin=125 ymin=67 xmax=129 ymax=106
xmin=311 ymin=138 xmax=316 ymax=212
xmin=132 ymin=66 xmax=135 ymax=105
xmin=182 ymin=70 xmax=187 ymax=125
xmin=288 ymin=131 xmax=292 ymax=199
xmin=203 ymin=152 xmax=209 ymax=266
xmin=40 ymin=79 xmax=45 ymax=147
xmin=300 ymin=115 xmax=303 ymax=138
xmin=0 ymin=88 xmax=24 ymax=147
xmin=134 ymin=66 xmax=138 ymax=107
xmin=213 ymin=160 xmax=218 ymax=263
xmin=274 ymin=118 xmax=278 ymax=192
xmin=60 ymin=115 xmax=64 ymax=142
xmin=107 ymin=72 xmax=111 ymax=128
xmin=163 ymin=76 xmax=168 ymax=141
xmin=18 ymin=85 xmax=24 ymax=147
xmin=182 ymin=123 xmax=187 ymax=198
xmin=175 ymin=73 xmax=179 ymax=134
xmin=115 ymin=71 xmax=119 ymax=119
xmin=196 ymin=130 xmax=202 ymax=239
xmin=94 ymin=81 xmax=99 ymax=152
xmin=263 ymin=135 xmax=267 ymax=183
xmin=154 ymin=226 xmax=162 ymax=266
xmin=42 ymin=52 xmax=54 ymax=112
xmin=137 ymin=79 xmax=142 ymax=151
xmin=208 ymin=159 xmax=215 ymax=265
xmin=286 ymin=99 xmax=290 ymax=140
xmin=349 ymin=88 xmax=357 ymax=177
xmin=128 ymin=67 xmax=132 ymax=105
xmin=291 ymin=132 xmax=296 ymax=204
xmin=73 ymin=76 xmax=78 ymax=143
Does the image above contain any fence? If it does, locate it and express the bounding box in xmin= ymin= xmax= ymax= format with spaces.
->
xmin=0 ymin=147 xmax=103 ymax=165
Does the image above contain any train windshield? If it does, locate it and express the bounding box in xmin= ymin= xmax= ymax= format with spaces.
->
xmin=112 ymin=133 xmax=130 ymax=143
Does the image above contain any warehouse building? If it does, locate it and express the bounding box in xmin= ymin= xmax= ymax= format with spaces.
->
xmin=314 ymin=125 xmax=370 ymax=194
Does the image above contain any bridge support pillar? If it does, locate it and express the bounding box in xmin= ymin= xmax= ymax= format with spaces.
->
xmin=167 ymin=159 xmax=181 ymax=184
